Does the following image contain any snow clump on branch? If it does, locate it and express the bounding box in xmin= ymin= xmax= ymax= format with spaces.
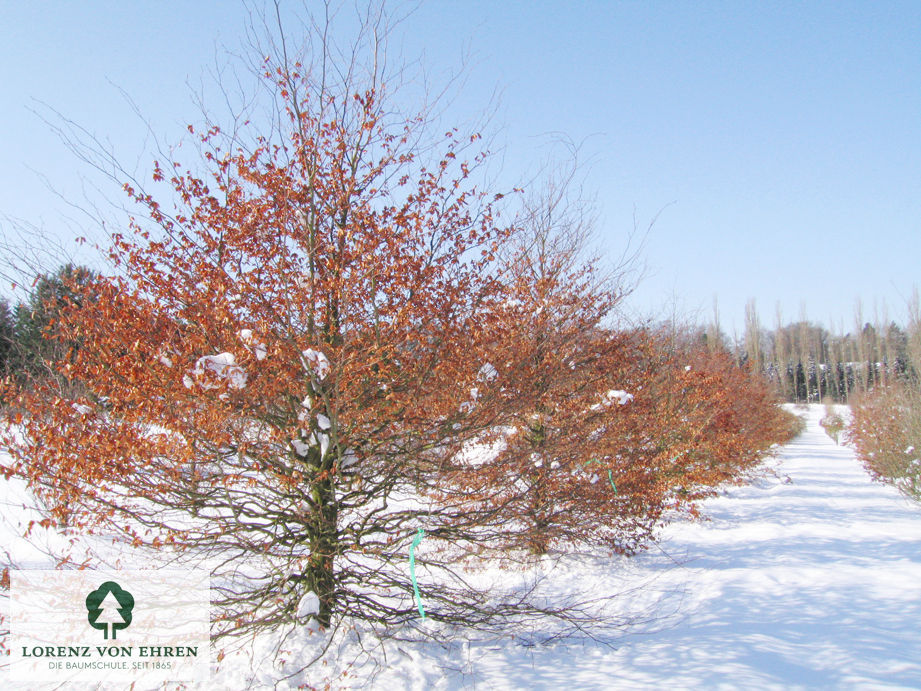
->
xmin=301 ymin=349 xmax=331 ymax=381
xmin=590 ymin=389 xmax=634 ymax=411
xmin=238 ymin=329 xmax=268 ymax=360
xmin=183 ymin=353 xmax=248 ymax=390
xmin=604 ymin=389 xmax=634 ymax=406
xmin=477 ymin=362 xmax=498 ymax=382
xmin=296 ymin=590 xmax=320 ymax=620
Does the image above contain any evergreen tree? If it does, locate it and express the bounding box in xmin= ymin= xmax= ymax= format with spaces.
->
xmin=794 ymin=362 xmax=807 ymax=402
xmin=12 ymin=264 xmax=97 ymax=387
xmin=0 ymin=299 xmax=14 ymax=378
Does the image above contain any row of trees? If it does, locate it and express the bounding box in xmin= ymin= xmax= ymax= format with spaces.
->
xmin=0 ymin=1 xmax=799 ymax=663
xmin=2 ymin=258 xmax=799 ymax=639
xmin=717 ymin=299 xmax=921 ymax=403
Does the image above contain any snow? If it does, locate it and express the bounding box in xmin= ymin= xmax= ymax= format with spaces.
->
xmin=559 ymin=405 xmax=921 ymax=689
xmin=298 ymin=397 xmax=313 ymax=424
xmin=280 ymin=405 xmax=920 ymax=689
xmin=301 ymin=349 xmax=330 ymax=381
xmin=3 ymin=405 xmax=921 ymax=689
xmin=291 ymin=439 xmax=312 ymax=457
xmin=183 ymin=352 xmax=247 ymax=390
xmin=366 ymin=404 xmax=916 ymax=690
xmin=603 ymin=389 xmax=634 ymax=406
xmin=296 ymin=590 xmax=320 ymax=619
xmin=290 ymin=428 xmax=328 ymax=459
xmin=238 ymin=329 xmax=267 ymax=361
xmin=341 ymin=449 xmax=358 ymax=468
xmin=316 ymin=414 xmax=331 ymax=430
xmin=455 ymin=434 xmax=508 ymax=466
xmin=591 ymin=389 xmax=634 ymax=411
xmin=477 ymin=363 xmax=498 ymax=382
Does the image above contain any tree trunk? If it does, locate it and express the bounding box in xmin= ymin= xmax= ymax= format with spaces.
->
xmin=307 ymin=470 xmax=338 ymax=627
xmin=525 ymin=421 xmax=551 ymax=556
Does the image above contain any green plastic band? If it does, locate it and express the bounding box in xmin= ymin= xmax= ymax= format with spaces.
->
xmin=409 ymin=527 xmax=426 ymax=619
xmin=583 ymin=458 xmax=617 ymax=494
xmin=607 ymin=469 xmax=617 ymax=493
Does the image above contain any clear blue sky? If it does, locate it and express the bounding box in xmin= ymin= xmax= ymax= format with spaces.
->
xmin=1 ymin=1 xmax=919 ymax=337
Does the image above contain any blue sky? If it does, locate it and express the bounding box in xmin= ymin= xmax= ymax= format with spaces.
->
xmin=1 ymin=1 xmax=919 ymax=336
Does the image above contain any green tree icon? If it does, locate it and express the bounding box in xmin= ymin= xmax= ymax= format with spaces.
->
xmin=85 ymin=581 xmax=134 ymax=640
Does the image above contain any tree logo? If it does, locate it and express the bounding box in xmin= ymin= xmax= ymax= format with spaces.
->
xmin=85 ymin=581 xmax=135 ymax=640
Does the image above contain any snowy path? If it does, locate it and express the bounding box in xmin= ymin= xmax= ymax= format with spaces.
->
xmin=426 ymin=405 xmax=921 ymax=690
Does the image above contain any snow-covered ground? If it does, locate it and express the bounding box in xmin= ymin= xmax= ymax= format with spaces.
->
xmin=355 ymin=405 xmax=921 ymax=689
xmin=3 ymin=404 xmax=921 ymax=689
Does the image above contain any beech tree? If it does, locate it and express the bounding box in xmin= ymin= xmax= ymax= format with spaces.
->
xmin=622 ymin=326 xmax=801 ymax=514
xmin=441 ymin=183 xmax=799 ymax=559
xmin=443 ymin=169 xmax=665 ymax=558
xmin=2 ymin=3 xmax=623 ymax=643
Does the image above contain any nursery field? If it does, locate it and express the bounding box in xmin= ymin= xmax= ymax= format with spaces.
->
xmin=2 ymin=3 xmax=920 ymax=689
xmin=353 ymin=405 xmax=921 ymax=689
xmin=5 ymin=404 xmax=920 ymax=689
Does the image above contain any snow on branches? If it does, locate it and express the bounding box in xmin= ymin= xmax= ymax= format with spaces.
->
xmin=183 ymin=353 xmax=248 ymax=391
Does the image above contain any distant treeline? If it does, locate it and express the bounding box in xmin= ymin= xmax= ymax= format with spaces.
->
xmin=707 ymin=298 xmax=921 ymax=403
xmin=0 ymin=264 xmax=96 ymax=391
